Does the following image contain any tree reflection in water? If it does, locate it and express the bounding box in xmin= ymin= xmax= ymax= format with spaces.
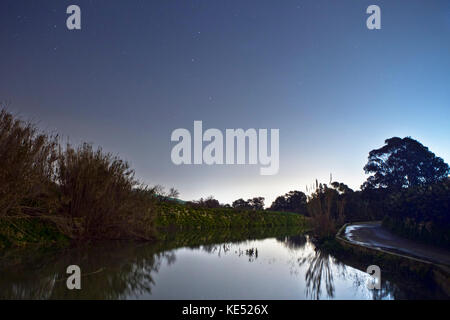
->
xmin=287 ymin=235 xmax=400 ymax=300
xmin=0 ymin=242 xmax=175 ymax=299
xmin=200 ymin=243 xmax=259 ymax=262
xmin=277 ymin=234 xmax=307 ymax=250
xmin=1 ymin=231 xmax=441 ymax=300
xmin=298 ymin=248 xmax=335 ymax=299
xmin=280 ymin=235 xmax=341 ymax=299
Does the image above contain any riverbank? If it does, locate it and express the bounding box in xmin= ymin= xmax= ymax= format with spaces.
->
xmin=155 ymin=201 xmax=308 ymax=230
xmin=0 ymin=217 xmax=70 ymax=250
xmin=343 ymin=221 xmax=450 ymax=265
xmin=0 ymin=201 xmax=309 ymax=250
xmin=332 ymin=222 xmax=450 ymax=297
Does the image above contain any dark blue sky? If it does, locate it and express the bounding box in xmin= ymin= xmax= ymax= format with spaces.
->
xmin=1 ymin=0 xmax=449 ymax=204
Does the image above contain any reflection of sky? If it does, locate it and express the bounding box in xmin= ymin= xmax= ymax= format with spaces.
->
xmin=1 ymin=1 xmax=449 ymax=205
xmin=145 ymin=238 xmax=393 ymax=300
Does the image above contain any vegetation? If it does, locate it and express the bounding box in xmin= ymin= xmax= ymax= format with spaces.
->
xmin=1 ymin=107 xmax=449 ymax=253
xmin=0 ymin=109 xmax=161 ymax=245
xmin=383 ymin=178 xmax=450 ymax=249
xmin=268 ymin=181 xmax=386 ymax=241
xmin=0 ymin=108 xmax=308 ymax=249
xmin=232 ymin=197 xmax=265 ymax=210
xmin=296 ymin=137 xmax=449 ymax=244
xmin=55 ymin=143 xmax=156 ymax=240
xmin=0 ymin=217 xmax=69 ymax=250
xmin=154 ymin=200 xmax=308 ymax=231
xmin=186 ymin=196 xmax=225 ymax=209
xmin=269 ymin=190 xmax=307 ymax=215
xmin=362 ymin=137 xmax=449 ymax=190
xmin=306 ymin=182 xmax=345 ymax=240
xmin=0 ymin=109 xmax=58 ymax=217
xmin=363 ymin=137 xmax=450 ymax=248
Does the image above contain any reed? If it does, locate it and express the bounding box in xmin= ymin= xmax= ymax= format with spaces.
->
xmin=0 ymin=109 xmax=58 ymax=217
xmin=0 ymin=108 xmax=157 ymax=241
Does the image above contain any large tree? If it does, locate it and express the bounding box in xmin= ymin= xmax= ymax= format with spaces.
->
xmin=362 ymin=137 xmax=449 ymax=190
xmin=269 ymin=190 xmax=307 ymax=215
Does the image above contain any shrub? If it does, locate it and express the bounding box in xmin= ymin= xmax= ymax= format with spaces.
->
xmin=56 ymin=143 xmax=155 ymax=240
xmin=307 ymin=183 xmax=344 ymax=240
xmin=383 ymin=178 xmax=450 ymax=248
xmin=0 ymin=109 xmax=57 ymax=217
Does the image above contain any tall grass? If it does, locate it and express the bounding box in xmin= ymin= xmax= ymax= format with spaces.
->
xmin=0 ymin=108 xmax=157 ymax=241
xmin=307 ymin=182 xmax=345 ymax=240
xmin=0 ymin=109 xmax=57 ymax=217
xmin=56 ymin=143 xmax=155 ymax=240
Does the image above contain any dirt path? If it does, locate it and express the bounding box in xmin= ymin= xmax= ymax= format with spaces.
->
xmin=344 ymin=221 xmax=450 ymax=266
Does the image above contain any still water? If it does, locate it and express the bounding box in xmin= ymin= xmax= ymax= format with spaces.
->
xmin=0 ymin=231 xmax=445 ymax=299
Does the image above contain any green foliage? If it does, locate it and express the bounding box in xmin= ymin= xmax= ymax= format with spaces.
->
xmin=0 ymin=217 xmax=69 ymax=249
xmin=307 ymin=183 xmax=344 ymax=239
xmin=186 ymin=196 xmax=222 ymax=209
xmin=232 ymin=197 xmax=265 ymax=210
xmin=270 ymin=190 xmax=307 ymax=215
xmin=363 ymin=137 xmax=449 ymax=190
xmin=306 ymin=181 xmax=387 ymax=240
xmin=154 ymin=225 xmax=305 ymax=246
xmin=154 ymin=200 xmax=308 ymax=231
xmin=383 ymin=179 xmax=450 ymax=249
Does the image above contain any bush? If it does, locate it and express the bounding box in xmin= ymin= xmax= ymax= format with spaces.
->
xmin=0 ymin=108 xmax=159 ymax=242
xmin=56 ymin=143 xmax=155 ymax=240
xmin=307 ymin=184 xmax=344 ymax=239
xmin=0 ymin=109 xmax=58 ymax=217
xmin=383 ymin=179 xmax=450 ymax=248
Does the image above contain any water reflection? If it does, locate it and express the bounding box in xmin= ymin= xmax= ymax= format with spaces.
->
xmin=0 ymin=230 xmax=445 ymax=299
xmin=0 ymin=243 xmax=174 ymax=299
xmin=276 ymin=234 xmax=307 ymax=249
xmin=298 ymin=247 xmax=336 ymax=299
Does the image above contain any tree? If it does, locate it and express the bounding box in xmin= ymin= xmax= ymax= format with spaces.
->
xmin=331 ymin=182 xmax=353 ymax=194
xmin=269 ymin=190 xmax=307 ymax=215
xmin=362 ymin=137 xmax=449 ymax=190
xmin=187 ymin=196 xmax=222 ymax=208
xmin=232 ymin=198 xmax=251 ymax=210
xmin=270 ymin=196 xmax=288 ymax=211
xmin=232 ymin=197 xmax=265 ymax=210
xmin=249 ymin=197 xmax=265 ymax=210
xmin=285 ymin=191 xmax=307 ymax=214
xmin=383 ymin=178 xmax=450 ymax=249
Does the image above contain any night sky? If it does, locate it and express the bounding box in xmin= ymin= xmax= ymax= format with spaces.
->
xmin=1 ymin=0 xmax=449 ymax=205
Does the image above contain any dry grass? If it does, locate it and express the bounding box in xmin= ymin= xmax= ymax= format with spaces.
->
xmin=0 ymin=109 xmax=58 ymax=217
xmin=56 ymin=143 xmax=156 ymax=240
xmin=307 ymin=183 xmax=345 ymax=240
xmin=0 ymin=108 xmax=157 ymax=241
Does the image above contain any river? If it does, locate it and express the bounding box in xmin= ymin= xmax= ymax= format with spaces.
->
xmin=0 ymin=230 xmax=446 ymax=299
